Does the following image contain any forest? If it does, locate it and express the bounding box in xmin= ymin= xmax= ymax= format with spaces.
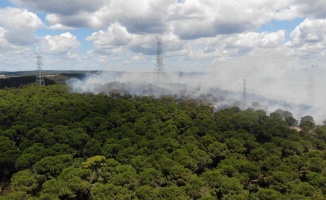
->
xmin=0 ymin=84 xmax=326 ymax=199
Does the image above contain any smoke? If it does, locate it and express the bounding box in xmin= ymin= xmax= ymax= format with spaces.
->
xmin=68 ymin=71 xmax=216 ymax=98
xmin=68 ymin=65 xmax=326 ymax=124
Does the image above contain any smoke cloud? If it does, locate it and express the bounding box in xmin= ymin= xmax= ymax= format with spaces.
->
xmin=67 ymin=63 xmax=326 ymax=124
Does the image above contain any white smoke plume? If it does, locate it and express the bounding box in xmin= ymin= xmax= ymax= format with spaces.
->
xmin=67 ymin=64 xmax=326 ymax=124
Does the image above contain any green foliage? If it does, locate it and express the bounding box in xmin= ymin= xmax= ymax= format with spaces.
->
xmin=299 ymin=115 xmax=315 ymax=130
xmin=90 ymin=183 xmax=131 ymax=200
xmin=0 ymin=84 xmax=326 ymax=199
xmin=10 ymin=170 xmax=38 ymax=193
xmin=285 ymin=116 xmax=298 ymax=127
xmin=33 ymin=154 xmax=73 ymax=178
xmin=202 ymin=169 xmax=244 ymax=198
xmin=251 ymin=188 xmax=283 ymax=200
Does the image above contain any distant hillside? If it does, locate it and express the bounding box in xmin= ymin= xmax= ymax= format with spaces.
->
xmin=0 ymin=76 xmax=56 ymax=89
xmin=0 ymin=70 xmax=99 ymax=77
xmin=0 ymin=71 xmax=99 ymax=89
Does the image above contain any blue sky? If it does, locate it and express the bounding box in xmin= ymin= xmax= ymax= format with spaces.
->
xmin=0 ymin=1 xmax=11 ymax=7
xmin=259 ymin=19 xmax=304 ymax=33
xmin=0 ymin=0 xmax=325 ymax=72
xmin=258 ymin=18 xmax=305 ymax=41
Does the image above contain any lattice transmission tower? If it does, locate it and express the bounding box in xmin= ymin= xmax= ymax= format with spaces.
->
xmin=35 ymin=52 xmax=45 ymax=86
xmin=155 ymin=36 xmax=165 ymax=81
xmin=242 ymin=79 xmax=247 ymax=109
xmin=307 ymin=65 xmax=316 ymax=104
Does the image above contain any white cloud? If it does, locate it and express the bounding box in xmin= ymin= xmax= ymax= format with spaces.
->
xmin=45 ymin=14 xmax=75 ymax=30
xmin=86 ymin=23 xmax=134 ymax=54
xmin=42 ymin=0 xmax=173 ymax=32
xmin=85 ymin=22 xmax=289 ymax=72
xmin=290 ymin=18 xmax=326 ymax=45
xmin=0 ymin=7 xmax=42 ymax=46
xmin=168 ymin=30 xmax=286 ymax=62
xmin=9 ymin=0 xmax=294 ymax=39
xmin=226 ymin=31 xmax=286 ymax=50
xmin=170 ymin=0 xmax=282 ymax=39
xmin=293 ymin=0 xmax=326 ymax=19
xmin=0 ymin=27 xmax=30 ymax=52
xmin=275 ymin=0 xmax=326 ymax=20
xmin=84 ymin=17 xmax=326 ymax=73
xmin=287 ymin=18 xmax=326 ymax=59
xmin=8 ymin=0 xmax=326 ymax=40
xmin=0 ymin=8 xmax=41 ymax=29
xmin=11 ymin=0 xmax=106 ymax=15
xmin=39 ymin=32 xmax=80 ymax=55
xmin=87 ymin=22 xmax=176 ymax=56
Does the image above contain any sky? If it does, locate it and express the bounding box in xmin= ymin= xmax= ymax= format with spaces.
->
xmin=1 ymin=0 xmax=326 ymax=121
xmin=0 ymin=0 xmax=325 ymax=72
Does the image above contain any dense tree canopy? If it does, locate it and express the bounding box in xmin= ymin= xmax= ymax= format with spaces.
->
xmin=0 ymin=84 xmax=326 ymax=199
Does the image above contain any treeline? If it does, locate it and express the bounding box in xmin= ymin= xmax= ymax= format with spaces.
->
xmin=0 ymin=72 xmax=88 ymax=89
xmin=0 ymin=76 xmax=57 ymax=89
xmin=0 ymin=84 xmax=326 ymax=199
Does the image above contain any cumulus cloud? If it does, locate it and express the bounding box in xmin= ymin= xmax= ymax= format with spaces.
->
xmin=0 ymin=7 xmax=42 ymax=46
xmin=0 ymin=27 xmax=29 ymax=52
xmin=44 ymin=0 xmax=173 ymax=32
xmin=9 ymin=0 xmax=292 ymax=38
xmin=292 ymin=0 xmax=326 ymax=19
xmin=39 ymin=32 xmax=80 ymax=55
xmin=8 ymin=0 xmax=325 ymax=41
xmin=99 ymin=0 xmax=173 ymax=34
xmin=223 ymin=31 xmax=286 ymax=53
xmin=11 ymin=0 xmax=108 ymax=29
xmin=170 ymin=0 xmax=282 ymax=39
xmin=86 ymin=23 xmax=133 ymax=54
xmin=0 ymin=27 xmax=34 ymax=71
xmin=11 ymin=0 xmax=106 ymax=15
xmin=86 ymin=23 xmax=181 ymax=56
xmin=287 ymin=18 xmax=326 ymax=59
xmin=290 ymin=19 xmax=326 ymax=45
xmin=275 ymin=0 xmax=326 ymax=20
xmin=86 ymin=21 xmax=287 ymax=62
